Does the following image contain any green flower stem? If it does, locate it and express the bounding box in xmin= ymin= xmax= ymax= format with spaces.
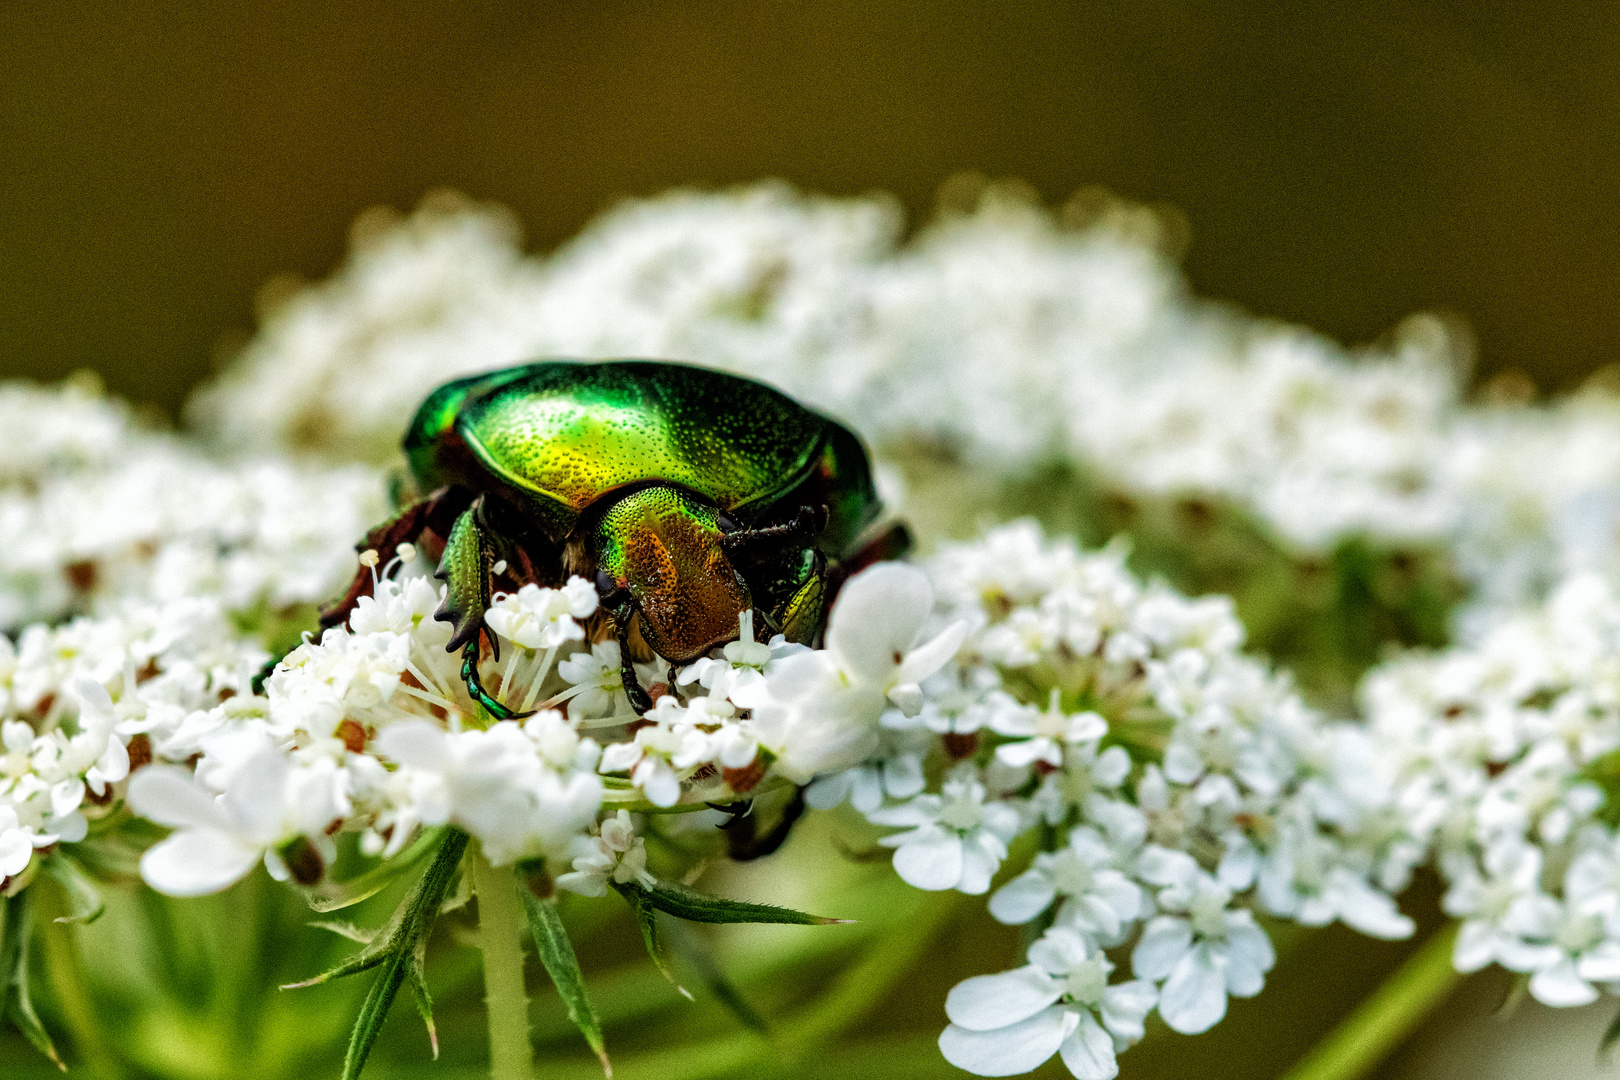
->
xmin=472 ymin=846 xmax=533 ymax=1080
xmin=1278 ymin=921 xmax=1462 ymax=1080
xmin=37 ymin=874 xmax=124 ymax=1079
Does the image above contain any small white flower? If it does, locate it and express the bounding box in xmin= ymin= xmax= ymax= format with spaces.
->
xmin=990 ymin=824 xmax=1145 ymax=942
xmin=868 ymin=776 xmax=1021 ymax=895
xmin=1131 ymin=847 xmax=1276 ymax=1034
xmin=752 ymin=563 xmax=965 ymax=782
xmin=556 ymin=810 xmax=657 ymax=896
xmin=988 ymin=689 xmax=1107 ymax=770
xmin=939 ymin=926 xmax=1155 ymax=1080
xmin=128 ymin=749 xmax=340 ymax=897
xmin=555 ymin=641 xmax=640 ymax=722
xmin=374 ymin=718 xmax=603 ymax=864
xmin=484 ymin=579 xmax=597 ymax=650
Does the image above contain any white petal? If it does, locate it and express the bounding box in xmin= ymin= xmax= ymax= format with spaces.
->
xmin=1578 ymin=941 xmax=1620 ymax=982
xmin=803 ymin=771 xmax=853 ymax=810
xmin=1331 ymin=870 xmax=1415 ymax=940
xmin=826 ymin=563 xmax=933 ymax=684
xmin=140 ymin=830 xmax=262 ymax=897
xmin=1132 ymin=916 xmax=1193 ymax=981
xmin=938 ymin=1006 xmax=1074 ymax=1077
xmin=1093 ymin=746 xmax=1132 ymax=788
xmin=893 ymin=831 xmax=964 ymax=891
xmin=882 ymin=754 xmax=927 ymax=800
xmin=887 ymin=682 xmax=925 ymax=717
xmin=995 ymin=739 xmax=1049 ymax=769
xmin=374 ymin=720 xmax=449 ymax=768
xmin=1162 ymin=740 xmax=1203 ymax=784
xmin=1058 ymin=1010 xmax=1119 ymax=1080
xmin=945 ymin=967 xmax=1062 ymax=1031
xmin=763 ymin=651 xmax=837 ymax=703
xmin=1453 ymin=919 xmax=1496 ymax=973
xmin=1099 ymin=981 xmax=1158 ymax=1045
xmin=957 ymin=839 xmax=1002 ymax=896
xmin=48 ymin=812 xmax=88 ymax=844
xmin=1217 ymin=839 xmax=1259 ymax=891
xmin=0 ymin=831 xmax=32 ymax=877
xmin=1530 ymin=961 xmax=1600 ymax=1008
xmin=895 ymin=621 xmax=969 ymax=686
xmin=95 ymin=735 xmax=131 ymax=784
xmin=1225 ymin=917 xmax=1276 ymax=974
xmin=127 ymin=766 xmax=229 ymax=831
xmin=1223 ymin=942 xmax=1267 ymax=998
xmin=73 ymin=677 xmax=113 ymax=716
xmin=1158 ymin=947 xmax=1228 ymax=1034
xmin=989 ymin=871 xmax=1058 ymax=925
xmin=51 ymin=779 xmax=85 ymax=819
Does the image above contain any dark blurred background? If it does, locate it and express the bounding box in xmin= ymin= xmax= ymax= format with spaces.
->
xmin=2 ymin=0 xmax=1615 ymax=416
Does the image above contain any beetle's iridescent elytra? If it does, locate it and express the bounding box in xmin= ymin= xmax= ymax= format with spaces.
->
xmin=321 ymin=360 xmax=909 ymax=718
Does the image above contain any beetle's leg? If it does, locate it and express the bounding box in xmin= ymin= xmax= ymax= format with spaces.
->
xmin=436 ymin=499 xmax=496 ymax=654
xmin=461 ymin=633 xmax=530 ymax=721
xmin=840 ymin=519 xmax=913 ymax=578
xmin=613 ymin=610 xmax=654 ymax=716
xmin=714 ymin=788 xmax=807 ymax=861
xmin=433 ymin=498 xmax=530 ymax=720
xmin=820 ymin=519 xmax=915 ymax=609
xmin=319 ymin=497 xmax=439 ymax=630
xmin=773 ymin=550 xmax=829 ymax=646
xmin=718 ymin=504 xmax=828 ymax=553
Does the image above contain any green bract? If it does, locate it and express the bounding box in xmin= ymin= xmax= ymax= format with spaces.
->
xmin=322 ymin=359 xmax=902 ymax=717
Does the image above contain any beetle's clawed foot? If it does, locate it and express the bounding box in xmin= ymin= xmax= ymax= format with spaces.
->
xmin=460 ymin=637 xmax=535 ymax=722
xmin=712 ymin=789 xmax=807 ymax=861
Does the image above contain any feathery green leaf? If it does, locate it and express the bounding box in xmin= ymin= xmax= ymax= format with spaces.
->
xmin=519 ymin=879 xmax=611 ymax=1075
xmin=613 ymin=879 xmax=849 ymax=926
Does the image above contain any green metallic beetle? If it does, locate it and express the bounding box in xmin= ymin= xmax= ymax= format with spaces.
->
xmin=321 ymin=360 xmax=908 ymax=718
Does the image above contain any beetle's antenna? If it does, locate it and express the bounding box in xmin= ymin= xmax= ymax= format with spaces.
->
xmin=719 ymin=505 xmax=828 ymax=552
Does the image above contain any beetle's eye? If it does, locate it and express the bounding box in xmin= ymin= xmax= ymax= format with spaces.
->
xmin=595 ymin=570 xmax=627 ymax=606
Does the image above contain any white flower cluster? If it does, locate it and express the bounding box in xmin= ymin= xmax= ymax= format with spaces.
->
xmin=794 ymin=522 xmax=1413 ymax=1079
xmin=1362 ymin=572 xmax=1620 ymax=1008
xmin=0 ymin=378 xmax=386 ymax=630
xmin=0 ymin=375 xmax=142 ymax=487
xmin=1443 ymin=390 xmax=1620 ymax=638
xmin=189 ymin=185 xmax=1462 ymax=555
xmin=0 ymin=594 xmax=266 ymax=891
xmin=120 ymin=554 xmax=965 ymax=899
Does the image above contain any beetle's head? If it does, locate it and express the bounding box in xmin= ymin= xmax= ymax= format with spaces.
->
xmin=587 ymin=486 xmax=750 ymax=663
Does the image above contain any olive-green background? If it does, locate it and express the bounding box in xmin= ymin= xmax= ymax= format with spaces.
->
xmin=4 ymin=1 xmax=1617 ymax=414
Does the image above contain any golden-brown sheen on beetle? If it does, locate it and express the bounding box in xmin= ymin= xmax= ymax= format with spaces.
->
xmin=320 ymin=359 xmax=909 ymax=718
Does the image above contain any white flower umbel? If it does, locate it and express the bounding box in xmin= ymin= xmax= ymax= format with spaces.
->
xmin=940 ymin=926 xmax=1156 ymax=1080
xmin=189 ymin=183 xmax=1477 ymax=568
xmin=1362 ymin=571 xmax=1620 ymax=1007
xmin=0 ymin=412 xmax=386 ymax=630
xmin=0 ymin=594 xmax=270 ymax=892
xmin=822 ymin=522 xmax=1409 ymax=1066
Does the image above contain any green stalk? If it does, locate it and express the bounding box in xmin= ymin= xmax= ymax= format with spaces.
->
xmin=473 ymin=846 xmax=533 ymax=1080
xmin=36 ymin=873 xmax=124 ymax=1078
xmin=1278 ymin=922 xmax=1462 ymax=1080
